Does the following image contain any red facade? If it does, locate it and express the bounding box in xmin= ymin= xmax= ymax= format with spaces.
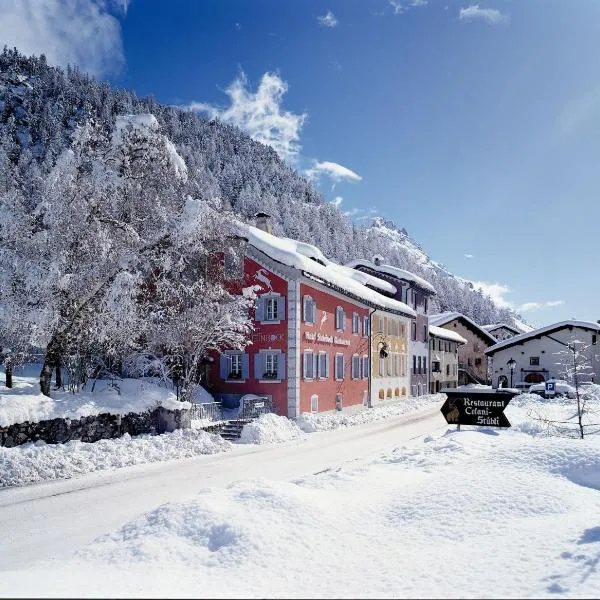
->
xmin=298 ymin=282 xmax=370 ymax=414
xmin=209 ymin=253 xmax=372 ymax=416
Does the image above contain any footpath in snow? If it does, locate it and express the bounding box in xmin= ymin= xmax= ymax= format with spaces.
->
xmin=1 ymin=392 xmax=599 ymax=598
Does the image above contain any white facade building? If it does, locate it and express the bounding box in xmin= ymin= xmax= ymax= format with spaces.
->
xmin=485 ymin=320 xmax=600 ymax=390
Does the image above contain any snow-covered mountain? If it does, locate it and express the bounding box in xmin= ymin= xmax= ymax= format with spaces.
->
xmin=0 ymin=48 xmax=519 ymax=327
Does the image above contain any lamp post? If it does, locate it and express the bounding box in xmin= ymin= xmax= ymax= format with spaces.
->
xmin=507 ymin=358 xmax=516 ymax=388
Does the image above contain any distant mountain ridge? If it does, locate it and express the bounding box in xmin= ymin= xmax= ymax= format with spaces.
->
xmin=0 ymin=47 xmax=520 ymax=328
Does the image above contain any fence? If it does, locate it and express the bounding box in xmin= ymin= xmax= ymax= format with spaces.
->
xmin=188 ymin=401 xmax=224 ymax=423
xmin=238 ymin=396 xmax=273 ymax=420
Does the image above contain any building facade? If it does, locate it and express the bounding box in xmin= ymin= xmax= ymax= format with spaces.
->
xmin=346 ymin=257 xmax=437 ymax=397
xmin=429 ymin=312 xmax=497 ymax=386
xmin=428 ymin=325 xmax=467 ymax=393
xmin=485 ymin=321 xmax=600 ymax=390
xmin=209 ymin=219 xmax=415 ymax=417
xmin=371 ymin=309 xmax=411 ymax=404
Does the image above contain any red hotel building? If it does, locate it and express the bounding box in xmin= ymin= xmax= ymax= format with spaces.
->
xmin=208 ymin=217 xmax=415 ymax=417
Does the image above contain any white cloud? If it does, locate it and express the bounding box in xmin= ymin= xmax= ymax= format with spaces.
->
xmin=464 ymin=253 xmax=474 ymax=259
xmin=318 ymin=10 xmax=338 ymax=27
xmin=389 ymin=0 xmax=427 ymax=15
xmin=459 ymin=4 xmax=509 ymax=25
xmin=331 ymin=196 xmax=343 ymax=208
xmin=305 ymin=161 xmax=362 ymax=184
xmin=518 ymin=300 xmax=565 ymax=313
xmin=467 ymin=279 xmax=564 ymax=314
xmin=187 ymin=71 xmax=306 ymax=164
xmin=0 ymin=0 xmax=127 ymax=77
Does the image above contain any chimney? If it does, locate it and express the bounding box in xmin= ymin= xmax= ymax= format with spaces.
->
xmin=254 ymin=212 xmax=273 ymax=234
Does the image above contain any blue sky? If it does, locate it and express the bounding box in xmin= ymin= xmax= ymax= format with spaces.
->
xmin=2 ymin=0 xmax=600 ymax=327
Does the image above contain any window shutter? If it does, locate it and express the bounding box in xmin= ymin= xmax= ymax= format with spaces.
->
xmin=325 ymin=353 xmax=330 ymax=378
xmin=277 ymin=296 xmax=286 ymax=320
xmin=255 ymin=353 xmax=264 ymax=379
xmin=303 ymin=296 xmax=308 ymax=322
xmin=255 ymin=298 xmax=265 ymax=322
xmin=277 ymin=353 xmax=285 ymax=379
xmin=242 ymin=353 xmax=249 ymax=380
xmin=219 ymin=354 xmax=230 ymax=380
xmin=313 ymin=353 xmax=318 ymax=379
xmin=311 ymin=300 xmax=317 ymax=324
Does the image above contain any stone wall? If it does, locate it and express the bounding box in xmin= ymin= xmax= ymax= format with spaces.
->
xmin=0 ymin=406 xmax=191 ymax=448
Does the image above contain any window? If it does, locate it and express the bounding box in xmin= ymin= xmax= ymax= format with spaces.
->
xmin=417 ymin=356 xmax=422 ymax=375
xmin=413 ymin=355 xmax=417 ymax=375
xmin=411 ymin=321 xmax=417 ymax=341
xmin=223 ymin=251 xmax=244 ymax=280
xmin=220 ymin=352 xmax=248 ymax=381
xmin=362 ymin=356 xmax=369 ymax=379
xmin=413 ymin=291 xmax=417 ymax=309
xmin=254 ymin=351 xmax=284 ymax=381
xmin=303 ymin=351 xmax=315 ymax=379
xmin=530 ymin=356 xmax=540 ymax=366
xmin=422 ymin=355 xmax=427 ymax=374
xmin=363 ymin=316 xmax=370 ymax=337
xmin=311 ymin=394 xmax=319 ymax=413
xmin=230 ymin=354 xmax=242 ymax=379
xmin=317 ymin=352 xmax=329 ymax=379
xmin=265 ymin=353 xmax=278 ymax=379
xmin=394 ymin=320 xmax=399 ymax=337
xmin=335 ymin=307 xmax=346 ymax=331
xmin=352 ymin=313 xmax=360 ymax=334
xmin=475 ymin=357 xmax=482 ymax=366
xmin=266 ymin=298 xmax=278 ymax=321
xmin=387 ymin=319 xmax=393 ymax=335
xmin=378 ymin=316 xmax=384 ymax=334
xmin=446 ymin=363 xmax=450 ymax=376
xmin=335 ymin=354 xmax=345 ymax=380
xmin=423 ymin=325 xmax=427 ymax=342
xmin=378 ymin=354 xmax=384 ymax=377
xmin=432 ymin=361 xmax=441 ymax=373
xmin=593 ymin=335 xmax=597 ymax=345
xmin=303 ymin=295 xmax=316 ymax=324
xmin=424 ymin=297 xmax=428 ymax=313
xmin=352 ymin=354 xmax=360 ymax=379
xmin=438 ymin=339 xmax=442 ymax=351
xmin=387 ymin=353 xmax=392 ymax=377
xmin=256 ymin=294 xmax=285 ymax=323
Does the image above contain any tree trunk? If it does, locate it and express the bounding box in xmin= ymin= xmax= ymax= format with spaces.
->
xmin=5 ymin=359 xmax=13 ymax=389
xmin=54 ymin=355 xmax=62 ymax=389
xmin=40 ymin=336 xmax=62 ymax=397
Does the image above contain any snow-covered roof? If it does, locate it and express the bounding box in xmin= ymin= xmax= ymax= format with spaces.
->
xmin=485 ymin=320 xmax=600 ymax=355
xmin=482 ymin=323 xmax=522 ymax=336
xmin=429 ymin=312 xmax=498 ymax=345
xmin=429 ymin=325 xmax=467 ymax=345
xmin=237 ymin=222 xmax=416 ymax=317
xmin=345 ymin=259 xmax=437 ymax=295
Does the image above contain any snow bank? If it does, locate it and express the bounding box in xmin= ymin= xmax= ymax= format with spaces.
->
xmin=296 ymin=393 xmax=444 ymax=433
xmin=13 ymin=400 xmax=600 ymax=598
xmin=0 ymin=428 xmax=231 ymax=488
xmin=239 ymin=413 xmax=305 ymax=445
xmin=0 ymin=368 xmax=189 ymax=428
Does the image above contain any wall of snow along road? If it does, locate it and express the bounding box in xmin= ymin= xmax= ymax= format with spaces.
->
xmin=0 ymin=429 xmax=232 ymax=488
xmin=7 ymin=391 xmax=600 ymax=598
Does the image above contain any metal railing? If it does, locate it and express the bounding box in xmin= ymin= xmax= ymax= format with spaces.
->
xmin=188 ymin=401 xmax=224 ymax=423
xmin=238 ymin=396 xmax=273 ymax=420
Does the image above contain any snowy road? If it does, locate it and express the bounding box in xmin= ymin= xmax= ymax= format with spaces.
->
xmin=0 ymin=405 xmax=446 ymax=571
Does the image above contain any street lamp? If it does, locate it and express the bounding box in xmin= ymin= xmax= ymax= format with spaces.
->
xmin=507 ymin=358 xmax=517 ymax=388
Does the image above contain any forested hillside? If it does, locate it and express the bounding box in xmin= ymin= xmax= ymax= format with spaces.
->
xmin=0 ymin=47 xmax=517 ymax=328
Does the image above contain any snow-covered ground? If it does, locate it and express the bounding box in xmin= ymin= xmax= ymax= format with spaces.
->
xmin=0 ymin=429 xmax=231 ymax=488
xmin=0 ymin=364 xmax=189 ymax=428
xmin=1 ymin=394 xmax=599 ymax=598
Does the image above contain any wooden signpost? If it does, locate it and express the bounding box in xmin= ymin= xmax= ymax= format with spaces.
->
xmin=440 ymin=389 xmax=517 ymax=429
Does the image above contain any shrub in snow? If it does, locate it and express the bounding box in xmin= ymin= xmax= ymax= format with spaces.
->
xmin=239 ymin=413 xmax=305 ymax=445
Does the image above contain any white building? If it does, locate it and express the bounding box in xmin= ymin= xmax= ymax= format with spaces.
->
xmin=485 ymin=320 xmax=600 ymax=390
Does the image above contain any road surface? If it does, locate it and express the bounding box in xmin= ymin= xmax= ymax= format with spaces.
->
xmin=0 ymin=405 xmax=446 ymax=570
